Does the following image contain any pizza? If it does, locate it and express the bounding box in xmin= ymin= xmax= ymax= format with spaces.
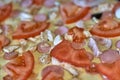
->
xmin=0 ymin=0 xmax=120 ymax=80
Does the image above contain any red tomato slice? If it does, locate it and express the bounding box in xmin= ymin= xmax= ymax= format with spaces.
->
xmin=112 ymin=2 xmax=120 ymax=13
xmin=12 ymin=21 xmax=50 ymax=39
xmin=95 ymin=59 xmax=120 ymax=80
xmin=60 ymin=2 xmax=90 ymax=24
xmin=33 ymin=0 xmax=44 ymax=5
xmin=68 ymin=27 xmax=86 ymax=43
xmin=90 ymin=18 xmax=120 ymax=37
xmin=5 ymin=51 xmax=34 ymax=80
xmin=41 ymin=65 xmax=64 ymax=80
xmin=50 ymin=40 xmax=92 ymax=67
xmin=0 ymin=3 xmax=12 ymax=22
xmin=0 ymin=35 xmax=10 ymax=50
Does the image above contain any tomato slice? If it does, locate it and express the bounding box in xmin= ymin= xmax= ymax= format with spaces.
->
xmin=33 ymin=0 xmax=44 ymax=5
xmin=68 ymin=27 xmax=86 ymax=43
xmin=50 ymin=40 xmax=92 ymax=67
xmin=12 ymin=21 xmax=50 ymax=39
xmin=5 ymin=51 xmax=34 ymax=80
xmin=0 ymin=35 xmax=10 ymax=50
xmin=112 ymin=2 xmax=120 ymax=13
xmin=95 ymin=59 xmax=120 ymax=80
xmin=60 ymin=2 xmax=90 ymax=24
xmin=90 ymin=18 xmax=120 ymax=37
xmin=0 ymin=3 xmax=12 ymax=22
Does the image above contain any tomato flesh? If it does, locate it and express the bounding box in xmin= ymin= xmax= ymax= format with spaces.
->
xmin=0 ymin=3 xmax=12 ymax=22
xmin=5 ymin=51 xmax=34 ymax=80
xmin=12 ymin=21 xmax=50 ymax=39
xmin=50 ymin=40 xmax=92 ymax=67
xmin=60 ymin=2 xmax=90 ymax=24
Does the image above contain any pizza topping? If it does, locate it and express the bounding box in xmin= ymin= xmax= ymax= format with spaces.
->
xmin=37 ymin=41 xmax=51 ymax=53
xmin=68 ymin=27 xmax=86 ymax=43
xmin=99 ymin=49 xmax=120 ymax=64
xmin=21 ymin=0 xmax=33 ymax=8
xmin=18 ymin=12 xmax=33 ymax=21
xmin=51 ymin=40 xmax=92 ymax=67
xmin=116 ymin=40 xmax=120 ymax=48
xmin=54 ymin=26 xmax=68 ymax=35
xmin=3 ymin=45 xmax=19 ymax=53
xmin=3 ymin=52 xmax=18 ymax=60
xmin=4 ymin=51 xmax=34 ymax=80
xmin=91 ymin=13 xmax=102 ymax=19
xmin=72 ymin=0 xmax=105 ymax=7
xmin=12 ymin=21 xmax=50 ymax=39
xmin=88 ymin=37 xmax=101 ymax=57
xmin=95 ymin=59 xmax=120 ymax=80
xmin=51 ymin=57 xmax=79 ymax=76
xmin=33 ymin=13 xmax=47 ymax=22
xmin=115 ymin=8 xmax=120 ymax=19
xmin=41 ymin=65 xmax=64 ymax=80
xmin=90 ymin=17 xmax=120 ymax=37
xmin=93 ymin=36 xmax=112 ymax=49
xmin=3 ymin=75 xmax=13 ymax=80
xmin=0 ymin=3 xmax=12 ymax=22
xmin=39 ymin=54 xmax=51 ymax=64
xmin=44 ymin=0 xmax=55 ymax=8
xmin=60 ymin=2 xmax=90 ymax=24
xmin=0 ymin=35 xmax=10 ymax=50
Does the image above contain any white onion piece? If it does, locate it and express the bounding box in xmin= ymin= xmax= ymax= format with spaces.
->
xmin=72 ymin=0 xmax=105 ymax=7
xmin=33 ymin=14 xmax=47 ymax=22
xmin=75 ymin=20 xmax=84 ymax=29
xmin=54 ymin=26 xmax=68 ymax=35
xmin=116 ymin=40 xmax=120 ymax=48
xmin=102 ymin=75 xmax=109 ymax=80
xmin=93 ymin=36 xmax=112 ymax=49
xmin=18 ymin=12 xmax=33 ymax=21
xmin=53 ymin=35 xmax=62 ymax=46
xmin=21 ymin=0 xmax=32 ymax=8
xmin=115 ymin=8 xmax=120 ymax=19
xmin=46 ymin=30 xmax=53 ymax=41
xmin=88 ymin=37 xmax=101 ymax=57
xmin=51 ymin=57 xmax=79 ymax=76
xmin=99 ymin=49 xmax=120 ymax=64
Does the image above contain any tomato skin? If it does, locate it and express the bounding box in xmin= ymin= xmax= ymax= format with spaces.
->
xmin=5 ymin=51 xmax=34 ymax=80
xmin=60 ymin=3 xmax=90 ymax=24
xmin=90 ymin=18 xmax=120 ymax=37
xmin=0 ymin=35 xmax=10 ymax=50
xmin=112 ymin=2 xmax=120 ymax=13
xmin=33 ymin=0 xmax=44 ymax=5
xmin=12 ymin=21 xmax=50 ymax=39
xmin=68 ymin=27 xmax=86 ymax=43
xmin=50 ymin=40 xmax=92 ymax=67
xmin=95 ymin=59 xmax=120 ymax=80
xmin=0 ymin=3 xmax=12 ymax=22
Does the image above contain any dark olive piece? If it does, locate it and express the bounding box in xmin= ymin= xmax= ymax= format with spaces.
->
xmin=91 ymin=13 xmax=102 ymax=19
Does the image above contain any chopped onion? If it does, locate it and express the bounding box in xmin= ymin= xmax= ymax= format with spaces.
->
xmin=88 ymin=37 xmax=101 ymax=57
xmin=51 ymin=57 xmax=79 ymax=76
xmin=93 ymin=36 xmax=112 ymax=49
xmin=72 ymin=0 xmax=105 ymax=7
xmin=46 ymin=30 xmax=54 ymax=41
xmin=18 ymin=12 xmax=33 ymax=21
xmin=53 ymin=35 xmax=62 ymax=46
xmin=75 ymin=20 xmax=84 ymax=29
